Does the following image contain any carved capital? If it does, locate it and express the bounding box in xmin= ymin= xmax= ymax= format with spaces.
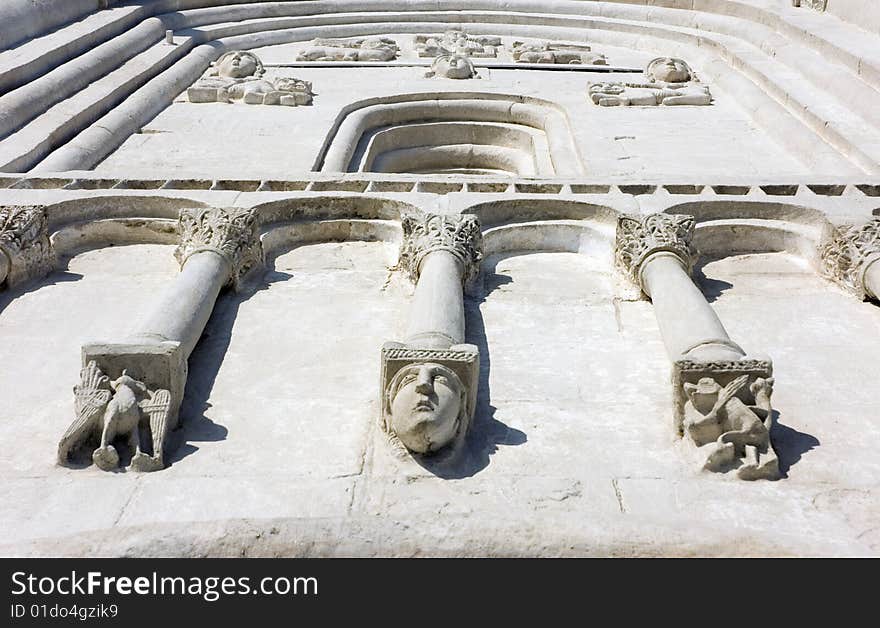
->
xmin=820 ymin=218 xmax=880 ymax=300
xmin=615 ymin=213 xmax=697 ymax=288
xmin=175 ymin=207 xmax=263 ymax=288
xmin=398 ymin=213 xmax=483 ymax=284
xmin=0 ymin=205 xmax=52 ymax=287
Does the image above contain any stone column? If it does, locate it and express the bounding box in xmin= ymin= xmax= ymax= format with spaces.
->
xmin=0 ymin=205 xmax=52 ymax=289
xmin=615 ymin=214 xmax=779 ymax=480
xmin=58 ymin=207 xmax=262 ymax=473
xmin=381 ymin=212 xmax=482 ymax=456
xmin=820 ymin=218 xmax=880 ymax=302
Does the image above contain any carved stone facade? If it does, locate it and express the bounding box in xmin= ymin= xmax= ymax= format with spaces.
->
xmin=175 ymin=207 xmax=263 ymax=289
xmin=0 ymin=205 xmax=52 ymax=288
xmin=415 ymin=31 xmax=500 ymax=58
xmin=590 ymin=58 xmax=712 ymax=106
xmin=3 ymin=0 xmax=880 ymax=556
xmin=187 ymin=51 xmax=313 ymax=106
xmin=820 ymin=218 xmax=880 ymax=300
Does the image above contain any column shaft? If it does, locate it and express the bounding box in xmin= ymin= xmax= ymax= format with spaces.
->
xmin=641 ymin=253 xmax=744 ymax=362
xmin=405 ymin=250 xmax=465 ymax=348
xmin=131 ymin=250 xmax=230 ymax=358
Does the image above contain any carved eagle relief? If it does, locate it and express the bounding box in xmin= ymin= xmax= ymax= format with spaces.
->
xmin=57 ymin=360 xmax=172 ymax=472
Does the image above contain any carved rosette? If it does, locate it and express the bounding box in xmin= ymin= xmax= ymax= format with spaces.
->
xmin=820 ymin=219 xmax=880 ymax=300
xmin=615 ymin=213 xmax=697 ymax=289
xmin=398 ymin=213 xmax=483 ymax=284
xmin=175 ymin=207 xmax=263 ymax=289
xmin=0 ymin=205 xmax=52 ymax=287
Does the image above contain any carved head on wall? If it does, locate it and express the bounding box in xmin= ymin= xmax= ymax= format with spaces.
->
xmin=214 ymin=51 xmax=264 ymax=79
xmin=386 ymin=362 xmax=468 ymax=453
xmin=646 ymin=57 xmax=694 ymax=84
xmin=425 ymin=54 xmax=477 ymax=79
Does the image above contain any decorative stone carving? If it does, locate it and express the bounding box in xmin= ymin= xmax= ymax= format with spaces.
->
xmin=175 ymin=207 xmax=263 ymax=289
xmin=398 ymin=212 xmax=483 ymax=284
xmin=380 ymin=212 xmax=483 ymax=457
xmin=296 ymin=37 xmax=399 ymax=62
xmin=187 ymin=51 xmax=313 ymax=106
xmin=615 ymin=213 xmax=697 ymax=288
xmin=58 ymin=361 xmax=172 ymax=472
xmin=674 ymin=359 xmax=780 ymax=480
xmin=381 ymin=345 xmax=479 ymax=456
xmin=512 ymin=41 xmax=607 ymax=65
xmin=589 ymin=57 xmax=712 ymax=106
xmin=0 ymin=205 xmax=52 ymax=288
xmin=424 ymin=53 xmax=478 ymax=79
xmin=415 ymin=31 xmax=501 ymax=58
xmin=792 ymin=0 xmax=828 ymax=11
xmin=820 ymin=218 xmax=880 ymax=300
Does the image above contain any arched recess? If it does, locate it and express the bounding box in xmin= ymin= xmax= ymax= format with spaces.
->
xmin=250 ymin=195 xmax=419 ymax=259
xmin=314 ymin=93 xmax=584 ymax=176
xmin=661 ymin=200 xmax=833 ymax=272
xmin=463 ymin=198 xmax=619 ymax=260
xmin=46 ymin=196 xmax=208 ymax=258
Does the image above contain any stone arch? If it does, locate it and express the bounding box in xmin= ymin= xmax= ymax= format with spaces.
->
xmin=314 ymin=93 xmax=584 ymax=176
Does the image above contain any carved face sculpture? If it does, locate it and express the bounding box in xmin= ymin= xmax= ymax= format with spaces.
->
xmin=429 ymin=54 xmax=476 ymax=79
xmin=646 ymin=57 xmax=693 ymax=83
xmin=388 ymin=363 xmax=465 ymax=453
xmin=216 ymin=51 xmax=262 ymax=79
xmin=684 ymin=377 xmax=723 ymax=415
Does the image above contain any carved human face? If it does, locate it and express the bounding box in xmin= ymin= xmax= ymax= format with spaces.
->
xmin=389 ymin=363 xmax=464 ymax=453
xmin=217 ymin=51 xmax=259 ymax=79
xmin=685 ymin=377 xmax=722 ymax=415
xmin=431 ymin=54 xmax=475 ymax=79
xmin=648 ymin=57 xmax=691 ymax=83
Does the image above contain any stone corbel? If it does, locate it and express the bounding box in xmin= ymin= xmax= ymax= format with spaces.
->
xmin=380 ymin=212 xmax=483 ymax=456
xmin=58 ymin=207 xmax=263 ymax=472
xmin=820 ymin=218 xmax=880 ymax=302
xmin=615 ymin=213 xmax=780 ymax=480
xmin=0 ymin=205 xmax=53 ymax=288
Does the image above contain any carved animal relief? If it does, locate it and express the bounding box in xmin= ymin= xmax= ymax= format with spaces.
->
xmin=415 ymin=31 xmax=501 ymax=58
xmin=187 ymin=51 xmax=313 ymax=106
xmin=675 ymin=361 xmax=780 ymax=480
xmin=58 ymin=361 xmax=172 ymax=472
xmin=512 ymin=41 xmax=607 ymax=65
xmin=297 ymin=37 xmax=399 ymax=62
xmin=590 ymin=57 xmax=712 ymax=106
xmin=793 ymin=0 xmax=828 ymax=11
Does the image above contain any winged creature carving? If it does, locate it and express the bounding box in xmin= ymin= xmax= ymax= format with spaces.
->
xmin=57 ymin=361 xmax=172 ymax=472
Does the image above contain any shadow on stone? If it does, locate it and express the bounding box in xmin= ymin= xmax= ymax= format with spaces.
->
xmin=0 ymin=270 xmax=82 ymax=313
xmin=411 ymin=269 xmax=526 ymax=479
xmin=693 ymin=260 xmax=734 ymax=303
xmin=772 ymin=413 xmax=820 ymax=477
xmin=168 ymin=268 xmax=293 ymax=466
